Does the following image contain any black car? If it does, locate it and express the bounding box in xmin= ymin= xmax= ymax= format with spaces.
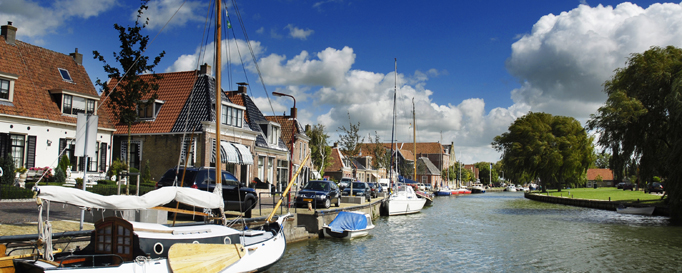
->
xmin=295 ymin=180 xmax=341 ymax=209
xmin=648 ymin=182 xmax=664 ymax=193
xmin=342 ymin=182 xmax=371 ymax=202
xmin=617 ymin=182 xmax=635 ymax=190
xmin=157 ymin=167 xmax=258 ymax=218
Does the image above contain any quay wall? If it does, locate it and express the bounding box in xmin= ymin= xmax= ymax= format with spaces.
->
xmin=524 ymin=192 xmax=669 ymax=216
xmin=293 ymin=199 xmax=383 ymax=241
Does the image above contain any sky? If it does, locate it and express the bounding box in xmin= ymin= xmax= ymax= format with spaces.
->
xmin=2 ymin=0 xmax=681 ymax=164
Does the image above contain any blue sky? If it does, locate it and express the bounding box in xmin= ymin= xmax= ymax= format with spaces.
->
xmin=2 ymin=0 xmax=679 ymax=164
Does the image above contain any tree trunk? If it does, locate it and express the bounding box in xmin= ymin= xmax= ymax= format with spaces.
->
xmin=126 ymin=124 xmax=131 ymax=195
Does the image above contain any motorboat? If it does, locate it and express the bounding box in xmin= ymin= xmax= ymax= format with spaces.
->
xmin=415 ymin=191 xmax=434 ymax=206
xmin=322 ymin=211 xmax=375 ymax=240
xmin=505 ymin=185 xmax=517 ymax=192
xmin=616 ymin=205 xmax=656 ymax=216
xmin=471 ymin=183 xmax=486 ymax=194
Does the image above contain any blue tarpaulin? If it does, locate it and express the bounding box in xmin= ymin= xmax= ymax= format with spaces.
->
xmin=328 ymin=211 xmax=368 ymax=232
xmin=398 ymin=175 xmax=418 ymax=184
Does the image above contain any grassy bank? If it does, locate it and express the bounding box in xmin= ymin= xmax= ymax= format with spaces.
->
xmin=534 ymin=187 xmax=664 ymax=204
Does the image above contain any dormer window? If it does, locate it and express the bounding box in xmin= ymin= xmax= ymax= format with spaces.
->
xmin=0 ymin=72 xmax=18 ymax=102
xmin=221 ymin=103 xmax=244 ymax=128
xmin=269 ymin=124 xmax=280 ymax=145
xmin=58 ymin=68 xmax=73 ymax=82
xmin=138 ymin=100 xmax=164 ymax=120
xmin=49 ymin=89 xmax=99 ymax=116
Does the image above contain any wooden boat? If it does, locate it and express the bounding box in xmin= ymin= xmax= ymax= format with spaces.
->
xmin=616 ymin=206 xmax=655 ymax=216
xmin=322 ymin=211 xmax=375 ymax=240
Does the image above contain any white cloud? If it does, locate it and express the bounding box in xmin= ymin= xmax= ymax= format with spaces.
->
xmin=138 ymin=0 xmax=204 ymax=30
xmin=284 ymin=24 xmax=314 ymax=40
xmin=256 ymin=46 xmax=355 ymax=87
xmin=506 ymin=3 xmax=682 ymax=119
xmin=0 ymin=0 xmax=116 ymax=38
xmin=165 ymin=38 xmax=265 ymax=72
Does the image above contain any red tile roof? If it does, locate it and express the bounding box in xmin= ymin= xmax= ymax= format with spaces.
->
xmin=100 ymin=71 xmax=197 ymax=134
xmin=0 ymin=38 xmax=114 ymax=129
xmin=380 ymin=142 xmax=444 ymax=157
xmin=324 ymin=148 xmax=344 ymax=172
xmin=587 ymin=169 xmax=614 ymax=181
xmin=264 ymin=115 xmax=297 ymax=147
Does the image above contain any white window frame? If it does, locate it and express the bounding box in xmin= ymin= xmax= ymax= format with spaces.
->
xmin=138 ymin=99 xmax=164 ymax=120
xmin=267 ymin=157 xmax=274 ymax=184
xmin=0 ymin=72 xmax=18 ymax=102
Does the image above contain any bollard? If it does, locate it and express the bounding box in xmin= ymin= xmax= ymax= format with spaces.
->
xmin=609 ymin=197 xmax=611 ymax=201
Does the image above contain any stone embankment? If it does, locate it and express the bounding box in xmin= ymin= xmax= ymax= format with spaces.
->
xmin=524 ymin=192 xmax=669 ymax=216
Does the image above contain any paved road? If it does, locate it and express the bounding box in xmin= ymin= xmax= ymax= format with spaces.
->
xmin=0 ymin=200 xmax=82 ymax=224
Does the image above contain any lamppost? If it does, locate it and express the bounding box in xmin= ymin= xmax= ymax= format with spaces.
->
xmin=272 ymin=92 xmax=296 ymax=208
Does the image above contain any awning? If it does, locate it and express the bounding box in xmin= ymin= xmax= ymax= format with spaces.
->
xmin=220 ymin=141 xmax=240 ymax=164
xmin=233 ymin=143 xmax=254 ymax=165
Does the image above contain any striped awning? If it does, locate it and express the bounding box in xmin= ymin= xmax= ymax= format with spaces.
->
xmin=220 ymin=141 xmax=240 ymax=164
xmin=233 ymin=143 xmax=254 ymax=165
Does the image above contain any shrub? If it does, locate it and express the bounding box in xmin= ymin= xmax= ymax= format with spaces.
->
xmin=58 ymin=155 xmax=70 ymax=174
xmin=107 ymin=159 xmax=128 ymax=179
xmin=142 ymin=160 xmax=152 ymax=185
xmin=0 ymin=185 xmax=34 ymax=199
xmin=0 ymin=153 xmax=15 ymax=185
xmin=75 ymin=178 xmax=84 ymax=189
xmin=96 ymin=179 xmax=116 ymax=185
xmin=53 ymin=167 xmax=66 ymax=183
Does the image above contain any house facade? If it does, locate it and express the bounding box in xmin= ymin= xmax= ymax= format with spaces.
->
xmin=0 ymin=22 xmax=114 ymax=180
xmin=323 ymin=147 xmax=353 ymax=181
xmin=101 ymin=66 xmax=259 ymax=184
xmin=264 ymin=113 xmax=312 ymax=190
xmin=416 ymin=157 xmax=442 ymax=188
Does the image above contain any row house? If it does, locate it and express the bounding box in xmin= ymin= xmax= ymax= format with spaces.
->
xmin=264 ymin=116 xmax=312 ymax=190
xmin=323 ymin=147 xmax=352 ymax=181
xmin=416 ymin=157 xmax=442 ymax=188
xmin=0 ymin=22 xmax=114 ymax=179
xmin=101 ymin=65 xmax=259 ymax=183
xmin=225 ymin=84 xmax=296 ymax=191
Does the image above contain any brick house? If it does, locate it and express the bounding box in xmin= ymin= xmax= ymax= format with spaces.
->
xmin=264 ymin=115 xmax=312 ymax=190
xmin=101 ymin=65 xmax=259 ymax=183
xmin=417 ymin=157 xmax=442 ymax=188
xmin=0 ymin=22 xmax=114 ymax=180
xmin=586 ymin=168 xmax=614 ymax=187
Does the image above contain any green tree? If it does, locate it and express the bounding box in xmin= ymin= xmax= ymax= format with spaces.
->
xmin=474 ymin=162 xmax=497 ymax=184
xmin=367 ymin=131 xmax=389 ymax=170
xmin=93 ymin=1 xmax=165 ymax=175
xmin=142 ymin=159 xmax=152 ymax=185
xmin=493 ymin=112 xmax=594 ymax=192
xmin=337 ymin=113 xmax=364 ymax=158
xmin=0 ymin=153 xmax=15 ymax=185
xmin=587 ymin=45 xmax=682 ymax=221
xmin=306 ymin=124 xmax=333 ymax=177
xmin=593 ymin=152 xmax=611 ymax=169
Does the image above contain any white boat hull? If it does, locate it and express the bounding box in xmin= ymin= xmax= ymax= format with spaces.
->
xmin=387 ymin=197 xmax=426 ymax=215
xmin=617 ymin=206 xmax=655 ymax=216
xmin=322 ymin=225 xmax=374 ymax=240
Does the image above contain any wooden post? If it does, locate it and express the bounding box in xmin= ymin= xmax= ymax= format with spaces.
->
xmin=266 ymin=154 xmax=310 ymax=223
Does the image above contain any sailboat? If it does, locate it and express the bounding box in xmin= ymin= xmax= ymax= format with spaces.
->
xmin=11 ymin=1 xmax=303 ymax=272
xmin=385 ymin=59 xmax=426 ymax=216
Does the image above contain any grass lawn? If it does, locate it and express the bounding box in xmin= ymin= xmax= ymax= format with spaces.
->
xmin=533 ymin=187 xmax=665 ymax=204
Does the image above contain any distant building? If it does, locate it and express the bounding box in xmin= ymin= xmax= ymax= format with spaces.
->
xmin=586 ymin=168 xmax=614 ymax=187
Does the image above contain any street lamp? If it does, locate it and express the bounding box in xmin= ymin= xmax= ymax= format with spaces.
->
xmin=272 ymin=92 xmax=297 ymax=209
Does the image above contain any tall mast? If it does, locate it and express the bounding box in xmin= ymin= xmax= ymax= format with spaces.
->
xmin=214 ymin=0 xmax=222 ymax=188
xmin=412 ymin=98 xmax=416 ymax=182
xmin=389 ymin=58 xmax=397 ymax=190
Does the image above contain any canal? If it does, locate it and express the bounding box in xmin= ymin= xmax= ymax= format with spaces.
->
xmin=273 ymin=191 xmax=682 ymax=272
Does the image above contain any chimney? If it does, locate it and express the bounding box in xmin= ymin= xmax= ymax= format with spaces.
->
xmin=333 ymin=142 xmax=338 ymax=148
xmin=290 ymin=107 xmax=297 ymax=119
xmin=237 ymin=82 xmax=248 ymax=94
xmin=305 ymin=124 xmax=311 ymax=132
xmin=1 ymin=21 xmax=17 ymax=45
xmin=199 ymin=63 xmax=211 ymax=75
xmin=69 ymin=48 xmax=83 ymax=65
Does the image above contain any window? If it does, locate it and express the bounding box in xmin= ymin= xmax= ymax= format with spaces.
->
xmin=138 ymin=101 xmax=163 ymax=120
xmin=61 ymin=94 xmax=95 ymax=115
xmin=269 ymin=125 xmax=280 ymax=145
xmin=277 ymin=160 xmax=288 ymax=189
xmin=0 ymin=79 xmax=9 ymax=100
xmin=221 ymin=104 xmax=243 ymax=128
xmin=10 ymin=135 xmax=24 ymax=168
xmin=257 ymin=156 xmax=265 ymax=180
xmin=95 ymin=218 xmax=133 ymax=262
xmin=58 ymin=68 xmax=73 ymax=82
xmin=120 ymin=141 xmax=141 ymax=171
xmin=267 ymin=157 xmax=274 ymax=184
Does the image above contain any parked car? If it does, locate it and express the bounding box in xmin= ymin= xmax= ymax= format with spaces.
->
xmin=157 ymin=167 xmax=258 ymax=218
xmin=339 ymin=177 xmax=354 ymax=189
xmin=368 ymin=182 xmax=379 ymax=198
xmin=648 ymin=182 xmax=664 ymax=193
xmin=342 ymin=182 xmax=372 ymax=202
xmin=620 ymin=182 xmax=635 ymax=191
xmin=295 ymin=180 xmax=341 ymax=209
xmin=379 ymin=179 xmax=390 ymax=192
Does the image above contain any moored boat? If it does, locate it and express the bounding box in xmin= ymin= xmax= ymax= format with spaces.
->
xmin=471 ymin=183 xmax=486 ymax=194
xmin=505 ymin=185 xmax=517 ymax=192
xmin=435 ymin=187 xmax=452 ymax=196
xmin=616 ymin=206 xmax=655 ymax=216
xmin=415 ymin=190 xmax=435 ymax=205
xmin=322 ymin=211 xmax=375 ymax=240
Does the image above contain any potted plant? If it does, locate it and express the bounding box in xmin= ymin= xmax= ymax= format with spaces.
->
xmin=16 ymin=166 xmax=27 ymax=188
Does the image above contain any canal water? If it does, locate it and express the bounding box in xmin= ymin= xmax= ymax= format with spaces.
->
xmin=273 ymin=191 xmax=682 ymax=272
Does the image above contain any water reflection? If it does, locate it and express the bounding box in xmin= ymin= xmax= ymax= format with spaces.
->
xmin=273 ymin=192 xmax=682 ymax=272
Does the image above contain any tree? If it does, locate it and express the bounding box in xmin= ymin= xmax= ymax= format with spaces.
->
xmin=593 ymin=152 xmax=611 ymax=169
xmin=337 ymin=113 xmax=364 ymax=158
xmin=306 ymin=124 xmax=333 ymax=177
xmin=474 ymin=162 xmax=497 ymax=184
xmin=0 ymin=153 xmax=15 ymax=185
xmin=367 ymin=131 xmax=389 ymax=170
xmin=93 ymin=1 xmax=165 ymax=183
xmin=493 ymin=112 xmax=594 ymax=192
xmin=587 ymin=46 xmax=682 ymax=221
